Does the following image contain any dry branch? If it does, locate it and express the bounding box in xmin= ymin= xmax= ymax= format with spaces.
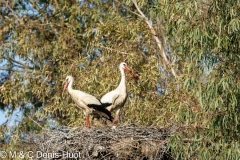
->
xmin=132 ymin=0 xmax=178 ymax=78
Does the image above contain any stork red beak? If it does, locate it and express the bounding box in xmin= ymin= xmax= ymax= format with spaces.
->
xmin=124 ymin=66 xmax=131 ymax=72
xmin=124 ymin=66 xmax=138 ymax=79
xmin=62 ymin=82 xmax=69 ymax=97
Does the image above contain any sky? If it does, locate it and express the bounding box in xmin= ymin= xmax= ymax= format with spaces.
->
xmin=0 ymin=111 xmax=6 ymax=125
xmin=0 ymin=109 xmax=23 ymax=126
xmin=0 ymin=57 xmax=7 ymax=125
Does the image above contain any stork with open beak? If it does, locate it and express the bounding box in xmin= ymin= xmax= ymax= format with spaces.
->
xmin=62 ymin=76 xmax=113 ymax=127
xmin=100 ymin=62 xmax=138 ymax=124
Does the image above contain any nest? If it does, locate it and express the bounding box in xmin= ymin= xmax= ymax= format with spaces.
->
xmin=31 ymin=124 xmax=175 ymax=160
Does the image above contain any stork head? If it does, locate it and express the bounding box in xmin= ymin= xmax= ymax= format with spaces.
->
xmin=62 ymin=76 xmax=73 ymax=97
xmin=119 ymin=62 xmax=131 ymax=72
xmin=119 ymin=62 xmax=138 ymax=79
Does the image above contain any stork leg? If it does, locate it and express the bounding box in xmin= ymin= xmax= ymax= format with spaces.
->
xmin=86 ymin=115 xmax=90 ymax=127
xmin=113 ymin=109 xmax=120 ymax=124
xmin=103 ymin=119 xmax=107 ymax=125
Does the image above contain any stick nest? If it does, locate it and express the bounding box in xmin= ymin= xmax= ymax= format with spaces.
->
xmin=31 ymin=124 xmax=176 ymax=160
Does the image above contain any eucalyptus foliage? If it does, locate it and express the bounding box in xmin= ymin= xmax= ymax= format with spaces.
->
xmin=0 ymin=0 xmax=239 ymax=159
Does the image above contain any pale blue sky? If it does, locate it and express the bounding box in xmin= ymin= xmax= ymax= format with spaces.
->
xmin=0 ymin=57 xmax=7 ymax=125
xmin=0 ymin=109 xmax=23 ymax=126
xmin=0 ymin=111 xmax=6 ymax=125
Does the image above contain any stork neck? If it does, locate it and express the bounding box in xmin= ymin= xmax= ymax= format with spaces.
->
xmin=118 ymin=67 xmax=126 ymax=90
xmin=67 ymin=80 xmax=74 ymax=93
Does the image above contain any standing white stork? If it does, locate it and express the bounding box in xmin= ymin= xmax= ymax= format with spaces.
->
xmin=100 ymin=62 xmax=137 ymax=124
xmin=62 ymin=76 xmax=113 ymax=127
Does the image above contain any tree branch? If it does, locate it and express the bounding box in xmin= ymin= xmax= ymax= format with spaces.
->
xmin=132 ymin=0 xmax=178 ymax=78
xmin=54 ymin=0 xmax=60 ymax=10
xmin=26 ymin=114 xmax=46 ymax=130
xmin=2 ymin=56 xmax=34 ymax=69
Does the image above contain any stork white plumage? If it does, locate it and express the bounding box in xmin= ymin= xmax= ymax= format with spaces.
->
xmin=62 ymin=76 xmax=113 ymax=127
xmin=101 ymin=62 xmax=137 ymax=124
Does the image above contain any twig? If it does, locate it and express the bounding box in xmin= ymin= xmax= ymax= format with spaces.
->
xmin=54 ymin=0 xmax=60 ymax=10
xmin=26 ymin=114 xmax=47 ymax=130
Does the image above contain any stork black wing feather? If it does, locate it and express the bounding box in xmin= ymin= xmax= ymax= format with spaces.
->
xmin=101 ymin=103 xmax=112 ymax=108
xmin=87 ymin=104 xmax=113 ymax=122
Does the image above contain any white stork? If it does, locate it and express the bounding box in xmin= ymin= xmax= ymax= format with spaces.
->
xmin=101 ymin=62 xmax=137 ymax=124
xmin=62 ymin=76 xmax=113 ymax=127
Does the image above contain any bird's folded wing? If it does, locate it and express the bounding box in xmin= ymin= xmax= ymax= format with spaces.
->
xmin=87 ymin=103 xmax=113 ymax=122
